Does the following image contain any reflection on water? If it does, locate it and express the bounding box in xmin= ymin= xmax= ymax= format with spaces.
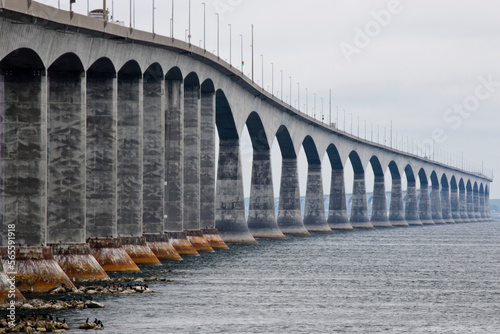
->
xmin=57 ymin=222 xmax=500 ymax=333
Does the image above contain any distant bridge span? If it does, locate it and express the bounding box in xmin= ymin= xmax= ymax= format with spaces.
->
xmin=0 ymin=1 xmax=492 ymax=249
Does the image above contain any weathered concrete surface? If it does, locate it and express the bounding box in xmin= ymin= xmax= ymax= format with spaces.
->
xmin=248 ymin=150 xmax=285 ymax=239
xmin=328 ymin=169 xmax=353 ymax=230
xmin=450 ymin=187 xmax=462 ymax=223
xmin=88 ymin=238 xmax=140 ymax=272
xmin=459 ymin=187 xmax=470 ymax=223
xmin=1 ymin=69 xmax=47 ymax=246
xmin=86 ymin=71 xmax=117 ymax=238
xmin=419 ymin=183 xmax=434 ymax=225
xmin=466 ymin=189 xmax=477 ymax=222
xmin=440 ymin=185 xmax=454 ymax=224
xmin=277 ymin=159 xmax=309 ymax=235
xmin=120 ymin=236 xmax=161 ymax=266
xmin=202 ymin=228 xmax=229 ymax=250
xmin=183 ymin=84 xmax=201 ymax=230
xmin=405 ymin=181 xmax=423 ymax=225
xmin=142 ymin=69 xmax=165 ymax=234
xmin=164 ymin=79 xmax=184 ymax=232
xmin=0 ymin=247 xmax=75 ymax=293
xmin=117 ymin=71 xmax=143 ymax=236
xmin=144 ymin=233 xmax=182 ymax=261
xmin=200 ymin=91 xmax=216 ymax=229
xmin=0 ymin=259 xmax=25 ymax=303
xmin=431 ymin=185 xmax=446 ymax=224
xmin=479 ymin=191 xmax=486 ymax=220
xmin=473 ymin=189 xmax=481 ymax=221
xmin=186 ymin=229 xmax=215 ymax=253
xmin=215 ymin=139 xmax=257 ymax=244
xmin=167 ymin=231 xmax=199 ymax=256
xmin=49 ymin=243 xmax=109 ymax=281
xmin=350 ymin=173 xmax=373 ymax=228
xmin=389 ymin=177 xmax=408 ymax=226
xmin=371 ymin=176 xmax=392 ymax=227
xmin=303 ymin=164 xmax=332 ymax=232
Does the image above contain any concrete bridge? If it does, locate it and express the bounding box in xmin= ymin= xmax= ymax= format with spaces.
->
xmin=0 ymin=1 xmax=493 ymax=294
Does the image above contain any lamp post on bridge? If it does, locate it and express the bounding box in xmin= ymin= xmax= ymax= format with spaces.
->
xmin=216 ymin=13 xmax=219 ymax=57
xmin=228 ymin=24 xmax=232 ymax=66
xmin=271 ymin=62 xmax=274 ymax=96
xmin=240 ymin=34 xmax=244 ymax=73
xmin=289 ymin=76 xmax=292 ymax=107
xmin=202 ymin=2 xmax=206 ymax=50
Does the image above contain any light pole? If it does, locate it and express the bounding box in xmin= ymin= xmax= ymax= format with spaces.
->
xmin=321 ymin=98 xmax=324 ymax=122
xmin=152 ymin=0 xmax=155 ymax=34
xmin=289 ymin=76 xmax=292 ymax=106
xmin=228 ymin=24 xmax=232 ymax=66
xmin=313 ymin=93 xmax=316 ymax=118
xmin=297 ymin=83 xmax=300 ymax=111
xmin=251 ymin=24 xmax=254 ymax=82
xmin=350 ymin=113 xmax=353 ymax=134
xmin=171 ymin=0 xmax=174 ymax=38
xmin=271 ymin=62 xmax=274 ymax=95
xmin=202 ymin=3 xmax=206 ymax=49
xmin=343 ymin=109 xmax=346 ymax=131
xmin=280 ymin=70 xmax=283 ymax=100
xmin=216 ymin=13 xmax=219 ymax=57
xmin=188 ymin=0 xmax=191 ymax=44
xmin=129 ymin=0 xmax=132 ymax=28
xmin=261 ymin=55 xmax=264 ymax=89
xmin=306 ymin=88 xmax=308 ymax=115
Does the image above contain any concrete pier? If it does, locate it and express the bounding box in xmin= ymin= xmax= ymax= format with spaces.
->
xmin=88 ymin=238 xmax=140 ymax=272
xmin=120 ymin=236 xmax=161 ymax=266
xmin=0 ymin=247 xmax=75 ymax=293
xmin=430 ymin=184 xmax=446 ymax=224
xmin=200 ymin=88 xmax=216 ymax=229
xmin=167 ymin=231 xmax=199 ymax=256
xmin=215 ymin=139 xmax=257 ymax=244
xmin=1 ymin=62 xmax=47 ymax=246
xmin=49 ymin=243 xmax=109 ymax=282
xmin=117 ymin=64 xmax=143 ymax=237
xmin=419 ymin=183 xmax=435 ymax=225
xmin=466 ymin=186 xmax=477 ymax=222
xmin=186 ymin=230 xmax=215 ymax=253
xmin=389 ymin=176 xmax=408 ymax=226
xmin=440 ymin=183 xmax=455 ymax=223
xmin=278 ymin=159 xmax=309 ymax=235
xmin=86 ymin=62 xmax=117 ymax=238
xmin=327 ymin=168 xmax=353 ymax=230
xmin=450 ymin=186 xmax=462 ymax=223
xmin=164 ymin=76 xmax=184 ymax=232
xmin=479 ymin=189 xmax=486 ymax=221
xmin=303 ymin=164 xmax=332 ymax=232
xmin=248 ymin=149 xmax=285 ymax=239
xmin=350 ymin=172 xmax=373 ymax=228
xmin=142 ymin=65 xmax=165 ymax=234
xmin=405 ymin=180 xmax=423 ymax=225
xmin=371 ymin=176 xmax=392 ymax=227
xmin=0 ymin=259 xmax=25 ymax=303
xmin=202 ymin=228 xmax=229 ymax=250
xmin=459 ymin=185 xmax=470 ymax=223
xmin=473 ymin=186 xmax=481 ymax=221
xmin=144 ymin=233 xmax=182 ymax=261
xmin=183 ymin=78 xmax=201 ymax=231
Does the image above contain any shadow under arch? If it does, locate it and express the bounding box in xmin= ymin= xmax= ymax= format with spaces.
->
xmin=369 ymin=156 xmax=390 ymax=226
xmin=143 ymin=62 xmax=165 ymax=234
xmin=46 ymin=52 xmax=87 ymax=243
xmin=440 ymin=173 xmax=453 ymax=223
xmin=387 ymin=161 xmax=407 ymax=225
xmin=403 ymin=164 xmax=421 ymax=224
xmin=214 ymin=89 xmax=256 ymax=244
xmin=0 ymin=48 xmax=46 ymax=246
xmin=429 ymin=171 xmax=445 ymax=224
xmin=449 ymin=176 xmax=461 ymax=222
xmin=301 ymin=136 xmax=330 ymax=232
xmin=348 ymin=151 xmax=372 ymax=227
xmin=418 ymin=168 xmax=433 ymax=224
xmin=274 ymin=125 xmax=309 ymax=235
xmin=465 ymin=180 xmax=476 ymax=222
xmin=472 ymin=181 xmax=480 ymax=221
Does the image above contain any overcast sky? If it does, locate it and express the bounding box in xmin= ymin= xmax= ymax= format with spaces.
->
xmin=41 ymin=0 xmax=500 ymax=199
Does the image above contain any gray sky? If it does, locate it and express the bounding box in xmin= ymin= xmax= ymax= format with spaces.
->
xmin=43 ymin=0 xmax=500 ymax=198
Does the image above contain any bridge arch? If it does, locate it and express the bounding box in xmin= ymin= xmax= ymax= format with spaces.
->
xmin=387 ymin=161 xmax=407 ymax=225
xmin=418 ymin=168 xmax=433 ymax=224
xmin=403 ymin=164 xmax=420 ymax=224
xmin=348 ymin=151 xmax=371 ymax=227
xmin=326 ymin=144 xmax=351 ymax=229
xmin=440 ymin=174 xmax=453 ymax=223
xmin=429 ymin=171 xmax=445 ymax=224
xmin=369 ymin=156 xmax=390 ymax=226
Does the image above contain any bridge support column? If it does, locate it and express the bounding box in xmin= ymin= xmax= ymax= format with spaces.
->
xmin=328 ymin=168 xmax=353 ymax=230
xmin=350 ymin=172 xmax=373 ymax=228
xmin=248 ymin=150 xmax=285 ymax=238
xmin=143 ymin=69 xmax=165 ymax=234
xmin=117 ymin=70 xmax=143 ymax=236
xmin=183 ymin=83 xmax=201 ymax=230
xmin=303 ymin=164 xmax=331 ymax=232
xmin=278 ymin=159 xmax=309 ymax=235
xmin=485 ymin=189 xmax=492 ymax=221
xmin=459 ymin=187 xmax=470 ymax=223
xmin=405 ymin=181 xmax=422 ymax=225
xmin=419 ymin=183 xmax=434 ymax=224
xmin=431 ymin=184 xmax=446 ymax=224
xmin=144 ymin=233 xmax=182 ymax=261
xmin=440 ymin=185 xmax=454 ymax=223
xmin=86 ymin=69 xmax=117 ymax=238
xmin=467 ymin=188 xmax=477 ymax=222
xmin=47 ymin=70 xmax=86 ymax=244
xmin=1 ymin=260 xmax=25 ymax=303
xmin=473 ymin=188 xmax=481 ymax=221
xmin=1 ymin=68 xmax=47 ymax=246
xmin=216 ymin=139 xmax=257 ymax=244
xmin=389 ymin=176 xmax=408 ymax=226
xmin=120 ymin=236 xmax=161 ymax=265
xmin=371 ymin=176 xmax=392 ymax=227
xmin=200 ymin=90 xmax=216 ymax=229
xmin=165 ymin=79 xmax=184 ymax=232
xmin=479 ymin=190 xmax=486 ymax=221
xmin=450 ymin=186 xmax=462 ymax=223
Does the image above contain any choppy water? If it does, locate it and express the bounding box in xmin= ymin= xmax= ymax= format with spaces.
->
xmin=56 ymin=222 xmax=500 ymax=333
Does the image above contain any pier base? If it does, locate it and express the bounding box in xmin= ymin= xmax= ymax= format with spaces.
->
xmin=0 ymin=247 xmax=75 ymax=293
xmin=120 ymin=236 xmax=162 ymax=266
xmin=144 ymin=233 xmax=182 ymax=261
xmin=0 ymin=262 xmax=25 ymax=303
xmin=167 ymin=232 xmax=199 ymax=256
xmin=88 ymin=238 xmax=140 ymax=272
xmin=49 ymin=243 xmax=109 ymax=282
xmin=186 ymin=230 xmax=215 ymax=253
xmin=202 ymin=228 xmax=229 ymax=250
